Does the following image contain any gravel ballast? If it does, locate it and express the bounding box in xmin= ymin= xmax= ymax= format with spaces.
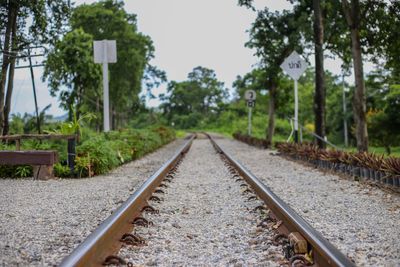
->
xmin=217 ymin=137 xmax=400 ymax=266
xmin=119 ymin=139 xmax=285 ymax=266
xmin=0 ymin=139 xmax=185 ymax=266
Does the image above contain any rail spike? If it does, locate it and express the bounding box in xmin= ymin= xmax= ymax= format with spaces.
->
xmin=103 ymin=255 xmax=126 ymax=265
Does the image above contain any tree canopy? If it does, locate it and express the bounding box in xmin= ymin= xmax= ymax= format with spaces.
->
xmin=43 ymin=0 xmax=165 ymax=130
xmin=160 ymin=66 xmax=228 ymax=129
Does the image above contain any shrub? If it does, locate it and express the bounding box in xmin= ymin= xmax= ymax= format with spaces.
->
xmin=0 ymin=165 xmax=32 ymax=178
xmin=77 ymin=136 xmax=120 ymax=176
xmin=15 ymin=166 xmax=32 ymax=177
xmin=1 ymin=126 xmax=175 ymax=179
xmin=54 ymin=163 xmax=71 ymax=178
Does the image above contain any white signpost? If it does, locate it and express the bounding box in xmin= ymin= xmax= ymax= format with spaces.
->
xmin=280 ymin=51 xmax=308 ymax=143
xmin=245 ymin=90 xmax=256 ymax=136
xmin=94 ymin=40 xmax=117 ymax=132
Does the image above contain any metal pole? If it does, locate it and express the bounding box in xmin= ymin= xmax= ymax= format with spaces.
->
xmin=102 ymin=41 xmax=110 ymax=132
xmin=342 ymin=74 xmax=348 ymax=147
xmin=67 ymin=137 xmax=76 ymax=175
xmin=248 ymin=106 xmax=252 ymax=136
xmin=28 ymin=48 xmax=41 ymax=134
xmin=294 ymin=79 xmax=299 ymax=143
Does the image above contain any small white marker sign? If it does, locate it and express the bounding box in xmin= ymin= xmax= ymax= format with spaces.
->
xmin=280 ymin=51 xmax=308 ymax=81
xmin=94 ymin=40 xmax=117 ymax=63
xmin=245 ymin=90 xmax=256 ymax=101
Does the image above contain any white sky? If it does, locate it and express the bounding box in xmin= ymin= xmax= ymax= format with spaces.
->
xmin=10 ymin=0 xmax=360 ymax=116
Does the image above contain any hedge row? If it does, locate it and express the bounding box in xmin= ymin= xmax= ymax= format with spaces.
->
xmin=0 ymin=126 xmax=175 ymax=178
xmin=72 ymin=126 xmax=175 ymax=177
xmin=276 ymin=142 xmax=400 ymax=187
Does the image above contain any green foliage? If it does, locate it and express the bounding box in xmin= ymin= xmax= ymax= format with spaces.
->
xmin=0 ymin=1 xmax=71 ymax=49
xmin=76 ymin=136 xmax=119 ymax=176
xmin=46 ymin=109 xmax=95 ymax=137
xmin=160 ymin=66 xmax=228 ymax=128
xmin=74 ymin=127 xmax=175 ymax=177
xmin=74 ymin=155 xmax=91 ymax=178
xmin=1 ymin=125 xmax=175 ymax=178
xmin=0 ymin=165 xmax=32 ymax=178
xmin=68 ymin=0 xmax=165 ymax=128
xmin=15 ymin=165 xmax=32 ymax=178
xmin=54 ymin=163 xmax=70 ymax=178
xmin=367 ymin=85 xmax=400 ymax=154
xmin=43 ymin=28 xmax=101 ymax=119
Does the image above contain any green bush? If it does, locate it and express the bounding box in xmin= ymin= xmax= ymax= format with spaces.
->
xmin=0 ymin=126 xmax=175 ymax=179
xmin=0 ymin=165 xmax=32 ymax=178
xmin=73 ymin=126 xmax=175 ymax=177
xmin=54 ymin=163 xmax=71 ymax=178
xmin=76 ymin=136 xmax=119 ymax=176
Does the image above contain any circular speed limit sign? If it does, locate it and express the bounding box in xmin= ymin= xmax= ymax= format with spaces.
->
xmin=244 ymin=90 xmax=256 ymax=101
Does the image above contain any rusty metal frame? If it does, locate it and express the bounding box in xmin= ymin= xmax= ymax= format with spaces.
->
xmin=207 ymin=134 xmax=355 ymax=267
xmin=60 ymin=135 xmax=195 ymax=267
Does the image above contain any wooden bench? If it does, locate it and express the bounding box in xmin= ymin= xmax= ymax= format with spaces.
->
xmin=0 ymin=150 xmax=59 ymax=180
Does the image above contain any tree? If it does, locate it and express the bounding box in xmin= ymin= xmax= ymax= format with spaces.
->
xmin=341 ymin=0 xmax=368 ymax=151
xmin=242 ymin=6 xmax=304 ymax=145
xmin=368 ymin=85 xmax=400 ymax=154
xmin=312 ymin=0 xmax=326 ymax=148
xmin=290 ymin=0 xmax=349 ymax=147
xmin=0 ymin=0 xmax=71 ymax=135
xmin=160 ymin=66 xmax=228 ymax=128
xmin=43 ymin=29 xmax=101 ymax=121
xmin=69 ymin=0 xmax=165 ymax=129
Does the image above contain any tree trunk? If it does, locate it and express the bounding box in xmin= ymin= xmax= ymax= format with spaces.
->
xmin=3 ymin=54 xmax=16 ymax=136
xmin=313 ymin=0 xmax=326 ymax=148
xmin=3 ymin=6 xmax=18 ymax=136
xmin=266 ymin=81 xmax=276 ymax=147
xmin=0 ymin=3 xmax=17 ymax=135
xmin=341 ymin=0 xmax=368 ymax=152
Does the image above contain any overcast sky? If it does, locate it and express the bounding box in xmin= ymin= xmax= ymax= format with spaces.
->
xmin=11 ymin=0 xmax=353 ymax=116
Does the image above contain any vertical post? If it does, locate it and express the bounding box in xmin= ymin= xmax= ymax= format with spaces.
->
xmin=342 ymin=74 xmax=348 ymax=147
xmin=67 ymin=136 xmax=76 ymax=174
xmin=15 ymin=138 xmax=20 ymax=150
xmin=102 ymin=41 xmax=110 ymax=132
xmin=300 ymin=126 xmax=303 ymax=143
xmin=248 ymin=106 xmax=252 ymax=136
xmin=294 ymin=79 xmax=299 ymax=143
xmin=28 ymin=48 xmax=41 ymax=134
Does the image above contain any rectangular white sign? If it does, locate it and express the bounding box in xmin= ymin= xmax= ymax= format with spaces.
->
xmin=93 ymin=40 xmax=117 ymax=63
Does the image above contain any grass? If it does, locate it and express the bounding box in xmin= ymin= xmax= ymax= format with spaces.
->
xmin=342 ymin=146 xmax=400 ymax=157
xmin=175 ymin=130 xmax=188 ymax=138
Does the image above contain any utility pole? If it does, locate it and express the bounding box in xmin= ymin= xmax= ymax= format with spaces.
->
xmin=28 ymin=47 xmax=41 ymax=134
xmin=1 ymin=46 xmax=45 ymax=134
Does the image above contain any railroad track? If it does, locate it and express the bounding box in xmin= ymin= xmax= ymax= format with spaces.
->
xmin=60 ymin=133 xmax=355 ymax=267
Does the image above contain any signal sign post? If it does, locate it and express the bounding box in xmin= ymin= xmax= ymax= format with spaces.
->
xmin=245 ymin=90 xmax=256 ymax=136
xmin=280 ymin=51 xmax=308 ymax=143
xmin=94 ymin=40 xmax=117 ymax=132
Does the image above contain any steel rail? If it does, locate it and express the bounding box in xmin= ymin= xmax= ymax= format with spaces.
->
xmin=206 ymin=134 xmax=355 ymax=267
xmin=60 ymin=135 xmax=195 ymax=267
